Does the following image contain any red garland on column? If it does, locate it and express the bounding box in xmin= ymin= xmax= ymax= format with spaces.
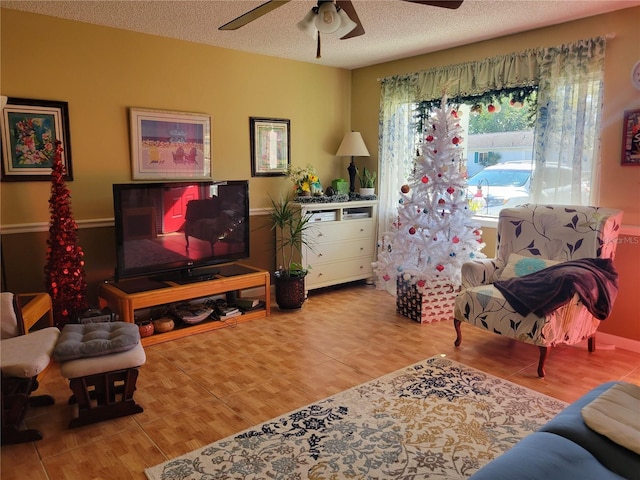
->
xmin=45 ymin=141 xmax=88 ymax=328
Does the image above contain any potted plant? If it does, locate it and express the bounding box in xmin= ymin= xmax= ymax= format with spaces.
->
xmin=358 ymin=167 xmax=376 ymax=196
xmin=269 ymin=196 xmax=315 ymax=309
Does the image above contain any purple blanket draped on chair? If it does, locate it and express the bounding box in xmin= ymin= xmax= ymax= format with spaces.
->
xmin=494 ymin=258 xmax=618 ymax=320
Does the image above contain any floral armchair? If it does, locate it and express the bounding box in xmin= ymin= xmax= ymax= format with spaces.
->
xmin=453 ymin=204 xmax=623 ymax=377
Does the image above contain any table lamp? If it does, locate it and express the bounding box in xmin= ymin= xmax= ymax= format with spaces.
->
xmin=336 ymin=131 xmax=370 ymax=194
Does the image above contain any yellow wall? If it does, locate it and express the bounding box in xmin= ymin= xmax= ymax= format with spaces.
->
xmin=0 ymin=9 xmax=352 ymax=224
xmin=2 ymin=7 xmax=639 ymax=342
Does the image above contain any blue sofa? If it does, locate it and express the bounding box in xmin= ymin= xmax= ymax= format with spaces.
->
xmin=470 ymin=382 xmax=640 ymax=480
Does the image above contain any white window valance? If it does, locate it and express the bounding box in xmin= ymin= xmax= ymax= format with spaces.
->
xmin=381 ymin=37 xmax=606 ymax=103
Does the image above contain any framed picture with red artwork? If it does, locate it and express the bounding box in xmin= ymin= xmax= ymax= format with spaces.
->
xmin=1 ymin=97 xmax=73 ymax=181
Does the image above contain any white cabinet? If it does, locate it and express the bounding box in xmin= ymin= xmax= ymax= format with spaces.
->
xmin=297 ymin=200 xmax=377 ymax=292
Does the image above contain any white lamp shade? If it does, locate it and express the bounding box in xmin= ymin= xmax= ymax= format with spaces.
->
xmin=315 ymin=2 xmax=341 ymax=34
xmin=335 ymin=8 xmax=357 ymax=38
xmin=336 ymin=132 xmax=370 ymax=157
xmin=296 ymin=9 xmax=318 ymax=39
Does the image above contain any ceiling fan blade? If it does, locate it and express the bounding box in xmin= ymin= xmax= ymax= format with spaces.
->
xmin=219 ymin=0 xmax=291 ymax=30
xmin=336 ymin=0 xmax=365 ymax=39
xmin=401 ymin=0 xmax=464 ymax=9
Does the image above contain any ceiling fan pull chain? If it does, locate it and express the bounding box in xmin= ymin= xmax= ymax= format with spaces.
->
xmin=316 ymin=33 xmax=322 ymax=58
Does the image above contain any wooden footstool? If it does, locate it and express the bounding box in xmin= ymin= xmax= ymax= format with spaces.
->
xmin=54 ymin=322 xmax=146 ymax=428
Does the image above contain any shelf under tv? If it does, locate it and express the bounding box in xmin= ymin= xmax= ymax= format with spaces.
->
xmin=98 ymin=262 xmax=271 ymax=346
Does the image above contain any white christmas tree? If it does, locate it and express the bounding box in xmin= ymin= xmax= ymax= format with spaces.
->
xmin=374 ymin=96 xmax=485 ymax=290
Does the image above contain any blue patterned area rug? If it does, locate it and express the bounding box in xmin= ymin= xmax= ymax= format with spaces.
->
xmin=145 ymin=357 xmax=566 ymax=480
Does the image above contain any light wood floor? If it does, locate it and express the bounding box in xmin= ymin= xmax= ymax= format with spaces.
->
xmin=3 ymin=283 xmax=639 ymax=479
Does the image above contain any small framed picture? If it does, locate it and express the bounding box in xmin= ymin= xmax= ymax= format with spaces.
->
xmin=250 ymin=117 xmax=290 ymax=177
xmin=1 ymin=98 xmax=73 ymax=181
xmin=621 ymin=109 xmax=640 ymax=165
xmin=129 ymin=107 xmax=211 ymax=180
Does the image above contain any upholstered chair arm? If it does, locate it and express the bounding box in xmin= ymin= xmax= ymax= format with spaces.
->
xmin=461 ymin=258 xmax=500 ymax=288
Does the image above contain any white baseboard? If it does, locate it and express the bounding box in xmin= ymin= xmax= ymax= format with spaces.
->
xmin=573 ymin=332 xmax=640 ymax=353
xmin=597 ymin=332 xmax=640 ymax=353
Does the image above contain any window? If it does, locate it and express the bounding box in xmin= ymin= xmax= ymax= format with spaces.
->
xmin=414 ymin=88 xmax=595 ymax=218
xmin=378 ymin=38 xmax=606 ymax=243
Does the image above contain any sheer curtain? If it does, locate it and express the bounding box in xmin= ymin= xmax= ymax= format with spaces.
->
xmin=377 ymin=37 xmax=606 ymax=247
xmin=378 ymin=75 xmax=419 ymax=240
xmin=532 ymin=39 xmax=606 ymax=204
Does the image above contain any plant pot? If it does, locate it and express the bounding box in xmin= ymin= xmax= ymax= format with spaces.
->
xmin=275 ymin=274 xmax=306 ymax=309
xmin=359 ymin=187 xmax=375 ymax=196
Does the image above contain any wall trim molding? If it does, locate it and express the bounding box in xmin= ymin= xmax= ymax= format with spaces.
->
xmin=0 ymin=208 xmax=270 ymax=235
xmin=474 ymin=216 xmax=639 ymax=236
xmin=577 ymin=332 xmax=640 ymax=353
xmin=1 ymin=212 xmax=636 ymax=236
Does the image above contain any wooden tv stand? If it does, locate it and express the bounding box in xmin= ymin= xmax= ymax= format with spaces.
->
xmin=98 ymin=263 xmax=270 ymax=346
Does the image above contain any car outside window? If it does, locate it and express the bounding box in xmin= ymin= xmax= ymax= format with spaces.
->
xmin=467 ymin=169 xmax=530 ymax=188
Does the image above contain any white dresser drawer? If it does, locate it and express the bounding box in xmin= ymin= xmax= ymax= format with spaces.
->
xmin=305 ymin=238 xmax=374 ymax=265
xmin=305 ymin=257 xmax=373 ymax=289
xmin=306 ymin=219 xmax=374 ymax=244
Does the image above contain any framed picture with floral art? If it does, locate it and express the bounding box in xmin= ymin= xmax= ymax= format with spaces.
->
xmin=1 ymin=98 xmax=73 ymax=181
xmin=250 ymin=117 xmax=290 ymax=177
xmin=621 ymin=109 xmax=640 ymax=165
xmin=129 ymin=108 xmax=211 ymax=180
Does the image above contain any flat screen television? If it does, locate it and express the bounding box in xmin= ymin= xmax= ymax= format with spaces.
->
xmin=112 ymin=180 xmax=250 ymax=282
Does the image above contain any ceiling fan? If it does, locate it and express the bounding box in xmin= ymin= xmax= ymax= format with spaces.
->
xmin=220 ymin=1 xmax=464 ymax=57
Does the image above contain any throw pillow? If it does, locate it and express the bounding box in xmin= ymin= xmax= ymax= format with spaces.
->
xmin=499 ymin=253 xmax=562 ymax=280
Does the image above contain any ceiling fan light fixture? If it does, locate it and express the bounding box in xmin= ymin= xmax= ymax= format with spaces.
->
xmin=296 ymin=9 xmax=318 ymax=39
xmin=315 ymin=2 xmax=341 ymax=34
xmin=334 ymin=8 xmax=357 ymax=38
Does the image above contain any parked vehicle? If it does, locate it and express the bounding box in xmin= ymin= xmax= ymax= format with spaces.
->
xmin=466 ymin=162 xmax=582 ymax=216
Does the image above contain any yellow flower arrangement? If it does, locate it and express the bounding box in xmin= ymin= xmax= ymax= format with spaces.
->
xmin=288 ymin=164 xmax=320 ymax=196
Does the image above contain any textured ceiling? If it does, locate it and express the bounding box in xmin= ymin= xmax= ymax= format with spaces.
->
xmin=3 ymin=0 xmax=639 ymax=69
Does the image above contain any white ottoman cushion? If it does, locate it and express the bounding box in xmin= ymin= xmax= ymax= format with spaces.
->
xmin=1 ymin=327 xmax=60 ymax=378
xmin=59 ymin=342 xmax=146 ymax=379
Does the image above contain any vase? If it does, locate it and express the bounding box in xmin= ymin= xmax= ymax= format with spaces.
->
xmin=153 ymin=317 xmax=175 ymax=333
xmin=359 ymin=187 xmax=375 ymax=196
xmin=138 ymin=321 xmax=154 ymax=338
